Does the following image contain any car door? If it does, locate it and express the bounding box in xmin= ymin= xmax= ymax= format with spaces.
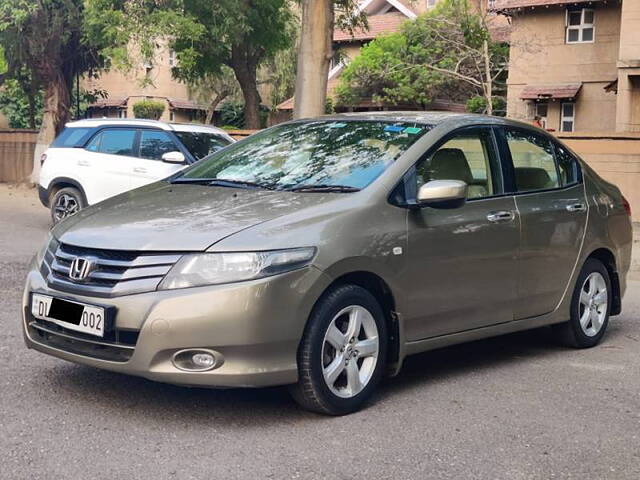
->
xmin=129 ymin=129 xmax=187 ymax=190
xmin=499 ymin=127 xmax=588 ymax=319
xmin=82 ymin=128 xmax=138 ymax=203
xmin=403 ymin=126 xmax=520 ymax=341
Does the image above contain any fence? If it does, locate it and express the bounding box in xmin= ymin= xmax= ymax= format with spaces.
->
xmin=556 ymin=132 xmax=640 ymax=221
xmin=0 ymin=129 xmax=38 ymax=183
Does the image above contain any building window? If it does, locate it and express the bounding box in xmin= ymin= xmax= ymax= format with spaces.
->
xmin=561 ymin=103 xmax=575 ymax=132
xmin=169 ymin=111 xmax=175 ymax=122
xmin=118 ymin=109 xmax=127 ymax=119
xmin=566 ymin=8 xmax=595 ymax=43
xmin=169 ymin=50 xmax=177 ymax=67
xmin=535 ymin=102 xmax=548 ymax=129
xmin=426 ymin=0 xmax=437 ymax=8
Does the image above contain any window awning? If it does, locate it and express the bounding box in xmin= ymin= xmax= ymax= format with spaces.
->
xmin=520 ymin=83 xmax=582 ymax=100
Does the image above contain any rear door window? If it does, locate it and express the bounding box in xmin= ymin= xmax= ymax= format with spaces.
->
xmin=139 ymin=130 xmax=180 ymax=160
xmin=96 ymin=129 xmax=137 ymax=156
xmin=505 ymin=129 xmax=559 ymax=192
xmin=51 ymin=127 xmax=94 ymax=147
xmin=554 ymin=143 xmax=581 ymax=186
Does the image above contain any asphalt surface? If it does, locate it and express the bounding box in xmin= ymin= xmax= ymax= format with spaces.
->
xmin=1 ymin=184 xmax=640 ymax=479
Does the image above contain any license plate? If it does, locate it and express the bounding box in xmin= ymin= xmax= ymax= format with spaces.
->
xmin=31 ymin=294 xmax=105 ymax=338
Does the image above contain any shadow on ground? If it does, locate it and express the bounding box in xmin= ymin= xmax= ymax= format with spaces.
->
xmin=31 ymin=322 xmax=618 ymax=425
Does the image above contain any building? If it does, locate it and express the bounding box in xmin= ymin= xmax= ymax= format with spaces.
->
xmin=277 ymin=0 xmax=509 ymax=114
xmin=83 ymin=46 xmax=207 ymax=123
xmin=497 ymin=0 xmax=640 ymax=133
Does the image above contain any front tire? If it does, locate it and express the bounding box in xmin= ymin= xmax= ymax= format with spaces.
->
xmin=50 ymin=187 xmax=85 ymax=224
xmin=289 ymin=284 xmax=387 ymax=415
xmin=554 ymin=258 xmax=611 ymax=348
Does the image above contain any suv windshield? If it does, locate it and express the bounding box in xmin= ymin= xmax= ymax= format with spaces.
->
xmin=177 ymin=120 xmax=430 ymax=190
xmin=174 ymin=131 xmax=233 ymax=160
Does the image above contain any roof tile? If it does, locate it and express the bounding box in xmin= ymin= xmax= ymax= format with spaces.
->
xmin=334 ymin=12 xmax=408 ymax=42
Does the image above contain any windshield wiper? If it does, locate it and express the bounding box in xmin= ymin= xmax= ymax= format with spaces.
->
xmin=284 ymin=184 xmax=361 ymax=193
xmin=171 ymin=177 xmax=274 ymax=190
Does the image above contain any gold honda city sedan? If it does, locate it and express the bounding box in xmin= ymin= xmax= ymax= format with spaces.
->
xmin=23 ymin=113 xmax=632 ymax=415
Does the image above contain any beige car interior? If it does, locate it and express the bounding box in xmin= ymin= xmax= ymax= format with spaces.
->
xmin=417 ymin=135 xmax=494 ymax=199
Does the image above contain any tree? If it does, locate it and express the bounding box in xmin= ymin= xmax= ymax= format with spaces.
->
xmin=169 ymin=0 xmax=295 ymax=129
xmin=335 ymin=0 xmax=509 ymax=114
xmin=293 ymin=0 xmax=364 ymax=119
xmin=0 ymin=0 xmax=149 ymax=180
xmin=187 ymin=67 xmax=240 ymax=125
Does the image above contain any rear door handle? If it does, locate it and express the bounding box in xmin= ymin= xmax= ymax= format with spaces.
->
xmin=487 ymin=211 xmax=515 ymax=223
xmin=133 ymin=167 xmax=147 ymax=174
xmin=566 ymin=203 xmax=586 ymax=212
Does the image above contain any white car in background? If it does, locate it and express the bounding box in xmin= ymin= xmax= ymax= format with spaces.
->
xmin=38 ymin=119 xmax=235 ymax=223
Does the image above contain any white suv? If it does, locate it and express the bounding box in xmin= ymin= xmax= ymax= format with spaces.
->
xmin=39 ymin=119 xmax=235 ymax=223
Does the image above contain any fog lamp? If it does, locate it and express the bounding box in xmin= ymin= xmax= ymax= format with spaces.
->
xmin=172 ymin=349 xmax=221 ymax=372
xmin=192 ymin=353 xmax=215 ymax=369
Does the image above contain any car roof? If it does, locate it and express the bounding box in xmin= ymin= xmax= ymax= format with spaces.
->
xmin=297 ymin=111 xmax=540 ymax=131
xmin=65 ymin=118 xmax=231 ymax=136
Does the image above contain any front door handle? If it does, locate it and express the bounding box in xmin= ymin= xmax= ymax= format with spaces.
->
xmin=77 ymin=160 xmax=90 ymax=167
xmin=566 ymin=203 xmax=586 ymax=212
xmin=133 ymin=167 xmax=147 ymax=174
xmin=487 ymin=210 xmax=515 ymax=223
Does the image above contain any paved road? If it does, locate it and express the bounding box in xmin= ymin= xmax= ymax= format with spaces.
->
xmin=1 ymin=184 xmax=640 ymax=479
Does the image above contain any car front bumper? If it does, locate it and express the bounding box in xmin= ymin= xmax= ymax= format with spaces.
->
xmin=22 ymin=259 xmax=332 ymax=388
xmin=38 ymin=185 xmax=49 ymax=207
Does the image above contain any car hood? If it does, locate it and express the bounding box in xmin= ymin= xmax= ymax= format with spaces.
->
xmin=53 ymin=182 xmax=337 ymax=251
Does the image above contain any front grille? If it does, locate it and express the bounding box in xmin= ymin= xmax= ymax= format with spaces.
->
xmin=41 ymin=240 xmax=182 ymax=297
xmin=27 ymin=311 xmax=138 ymax=363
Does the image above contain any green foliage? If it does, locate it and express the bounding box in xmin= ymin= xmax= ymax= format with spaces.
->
xmin=0 ymin=0 xmax=112 ymax=87
xmin=169 ymin=0 xmax=294 ymax=81
xmin=218 ymin=101 xmax=269 ymax=129
xmin=219 ymin=101 xmax=245 ymax=128
xmin=0 ymin=79 xmax=43 ymax=129
xmin=336 ymin=0 xmax=508 ymax=110
xmin=133 ymin=100 xmax=165 ymax=120
xmin=264 ymin=14 xmax=300 ymax=109
xmin=325 ymin=97 xmax=335 ymax=114
xmin=466 ymin=96 xmax=506 ymax=116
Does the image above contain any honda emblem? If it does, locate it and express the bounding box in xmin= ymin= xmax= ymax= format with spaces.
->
xmin=69 ymin=257 xmax=94 ymax=281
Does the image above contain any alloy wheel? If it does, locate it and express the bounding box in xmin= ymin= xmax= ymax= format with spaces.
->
xmin=578 ymin=271 xmax=608 ymax=337
xmin=321 ymin=305 xmax=379 ymax=398
xmin=54 ymin=193 xmax=79 ymax=221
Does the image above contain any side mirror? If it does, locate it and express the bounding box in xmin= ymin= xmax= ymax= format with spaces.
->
xmin=162 ymin=151 xmax=185 ymax=164
xmin=416 ymin=180 xmax=467 ymax=209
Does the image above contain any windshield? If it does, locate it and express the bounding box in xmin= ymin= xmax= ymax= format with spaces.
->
xmin=174 ymin=131 xmax=233 ymax=160
xmin=177 ymin=120 xmax=430 ymax=190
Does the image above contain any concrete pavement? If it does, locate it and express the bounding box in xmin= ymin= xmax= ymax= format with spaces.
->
xmin=1 ymin=184 xmax=639 ymax=479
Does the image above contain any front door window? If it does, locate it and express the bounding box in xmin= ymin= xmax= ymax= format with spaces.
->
xmin=415 ymin=129 xmax=500 ymax=199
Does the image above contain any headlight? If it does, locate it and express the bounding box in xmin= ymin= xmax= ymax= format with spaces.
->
xmin=158 ymin=247 xmax=317 ymax=290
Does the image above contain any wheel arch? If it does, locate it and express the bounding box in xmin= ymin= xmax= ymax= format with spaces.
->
xmin=315 ymin=270 xmax=401 ymax=370
xmin=47 ymin=177 xmax=88 ymax=205
xmin=586 ymin=247 xmax=621 ymax=316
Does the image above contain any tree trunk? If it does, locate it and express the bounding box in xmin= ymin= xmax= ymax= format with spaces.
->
xmin=229 ymin=45 xmax=261 ymax=130
xmin=293 ymin=0 xmax=334 ymax=119
xmin=205 ymin=93 xmax=228 ymax=125
xmin=483 ymin=39 xmax=493 ymax=116
xmin=31 ymin=71 xmax=71 ymax=183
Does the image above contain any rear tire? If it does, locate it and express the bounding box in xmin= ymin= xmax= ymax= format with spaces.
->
xmin=50 ymin=187 xmax=85 ymax=224
xmin=553 ymin=258 xmax=611 ymax=348
xmin=289 ymin=284 xmax=387 ymax=415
